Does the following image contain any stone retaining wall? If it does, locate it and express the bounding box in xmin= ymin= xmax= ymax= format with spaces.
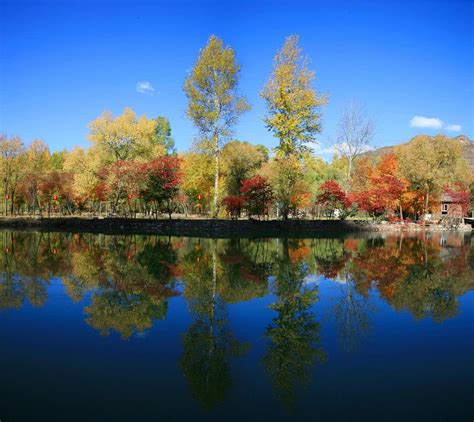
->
xmin=0 ymin=217 xmax=470 ymax=237
xmin=0 ymin=217 xmax=370 ymax=238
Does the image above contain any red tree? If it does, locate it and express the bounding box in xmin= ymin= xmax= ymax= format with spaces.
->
xmin=99 ymin=161 xmax=145 ymax=215
xmin=316 ymin=180 xmax=352 ymax=219
xmin=39 ymin=172 xmax=75 ymax=216
xmin=445 ymin=183 xmax=469 ymax=217
xmin=140 ymin=156 xmax=183 ymax=219
xmin=352 ymin=154 xmax=413 ymax=219
xmin=240 ymin=175 xmax=273 ymax=219
xmin=222 ymin=195 xmax=244 ymax=219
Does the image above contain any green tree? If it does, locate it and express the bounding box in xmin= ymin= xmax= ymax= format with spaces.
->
xmin=261 ymin=155 xmax=308 ymax=219
xmin=184 ymin=35 xmax=250 ymax=218
xmin=50 ymin=149 xmax=67 ymax=171
xmin=221 ymin=141 xmax=266 ymax=195
xmin=154 ymin=116 xmax=175 ymax=154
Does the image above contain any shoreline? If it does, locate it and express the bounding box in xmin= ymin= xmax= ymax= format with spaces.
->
xmin=0 ymin=217 xmax=471 ymax=238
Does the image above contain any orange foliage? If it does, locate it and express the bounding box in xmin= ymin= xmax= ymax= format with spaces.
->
xmin=288 ymin=240 xmax=311 ymax=263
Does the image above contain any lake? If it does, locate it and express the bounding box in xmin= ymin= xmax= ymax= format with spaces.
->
xmin=0 ymin=231 xmax=472 ymax=421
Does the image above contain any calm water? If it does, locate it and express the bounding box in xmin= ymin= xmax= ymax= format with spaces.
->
xmin=0 ymin=231 xmax=472 ymax=421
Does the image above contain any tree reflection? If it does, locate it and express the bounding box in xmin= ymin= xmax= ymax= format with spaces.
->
xmin=85 ymin=291 xmax=167 ymax=339
xmin=333 ymin=274 xmax=371 ymax=352
xmin=83 ymin=236 xmax=180 ymax=338
xmin=180 ymin=239 xmax=248 ymax=409
xmin=311 ymin=238 xmax=350 ymax=279
xmin=219 ymin=237 xmax=272 ymax=302
xmin=263 ymin=239 xmax=326 ymax=409
xmin=0 ymin=229 xmax=473 ymax=415
xmin=0 ymin=230 xmax=472 ymax=337
xmin=0 ymin=232 xmax=58 ymax=309
xmin=349 ymin=235 xmax=474 ymax=322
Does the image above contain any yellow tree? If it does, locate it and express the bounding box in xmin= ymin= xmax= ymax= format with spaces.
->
xmin=64 ymin=146 xmax=102 ymax=206
xmin=181 ymin=151 xmax=215 ymax=213
xmin=261 ymin=35 xmax=326 ymax=219
xmin=87 ymin=107 xmax=166 ymax=163
xmin=261 ymin=35 xmax=326 ymax=158
xmin=0 ymin=135 xmax=25 ymax=214
xmin=184 ymin=35 xmax=250 ymax=218
xmin=396 ymin=134 xmax=470 ymax=215
xmin=22 ymin=140 xmax=50 ymax=213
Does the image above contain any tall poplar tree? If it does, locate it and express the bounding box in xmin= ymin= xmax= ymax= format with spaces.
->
xmin=184 ymin=35 xmax=250 ymax=218
xmin=261 ymin=35 xmax=326 ymax=218
xmin=261 ymin=35 xmax=326 ymax=158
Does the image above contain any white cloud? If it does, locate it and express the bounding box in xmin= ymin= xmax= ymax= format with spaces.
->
xmin=445 ymin=124 xmax=462 ymax=132
xmin=410 ymin=116 xmax=443 ymax=129
xmin=321 ymin=146 xmax=337 ymax=154
xmin=136 ymin=81 xmax=155 ymax=94
xmin=409 ymin=115 xmax=463 ymax=133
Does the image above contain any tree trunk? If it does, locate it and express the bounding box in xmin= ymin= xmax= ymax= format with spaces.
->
xmin=345 ymin=158 xmax=353 ymax=194
xmin=424 ymin=187 xmax=430 ymax=216
xmin=213 ymin=152 xmax=219 ymax=219
xmin=282 ymin=203 xmax=289 ymax=220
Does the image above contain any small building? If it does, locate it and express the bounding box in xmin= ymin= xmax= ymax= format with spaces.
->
xmin=439 ymin=193 xmax=464 ymax=218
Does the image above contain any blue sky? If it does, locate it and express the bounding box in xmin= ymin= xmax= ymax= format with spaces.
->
xmin=1 ymin=0 xmax=473 ymax=157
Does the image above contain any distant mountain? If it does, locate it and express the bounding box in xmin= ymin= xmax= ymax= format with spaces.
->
xmin=363 ymin=135 xmax=474 ymax=172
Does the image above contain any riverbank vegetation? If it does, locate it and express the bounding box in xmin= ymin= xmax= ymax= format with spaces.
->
xmin=1 ymin=35 xmax=472 ymax=221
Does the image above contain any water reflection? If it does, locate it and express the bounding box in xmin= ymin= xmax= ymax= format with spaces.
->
xmin=0 ymin=230 xmax=472 ymax=413
xmin=263 ymin=239 xmax=326 ymax=408
xmin=180 ymin=239 xmax=249 ymax=408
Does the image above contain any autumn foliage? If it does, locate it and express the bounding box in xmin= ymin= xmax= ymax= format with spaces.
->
xmin=316 ymin=180 xmax=352 ymax=218
xmin=240 ymin=175 xmax=274 ymax=219
xmin=445 ymin=183 xmax=469 ymax=217
xmin=0 ymin=119 xmax=471 ymax=221
xmin=141 ymin=156 xmax=183 ymax=218
xmin=222 ymin=195 xmax=244 ymax=219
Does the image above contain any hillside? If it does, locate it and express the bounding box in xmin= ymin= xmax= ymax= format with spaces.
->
xmin=364 ymin=135 xmax=474 ymax=172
